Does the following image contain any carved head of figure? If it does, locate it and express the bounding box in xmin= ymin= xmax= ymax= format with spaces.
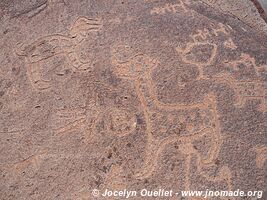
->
xmin=69 ymin=17 xmax=102 ymax=42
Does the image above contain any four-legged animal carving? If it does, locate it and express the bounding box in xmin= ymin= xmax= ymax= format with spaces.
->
xmin=111 ymin=44 xmax=232 ymax=190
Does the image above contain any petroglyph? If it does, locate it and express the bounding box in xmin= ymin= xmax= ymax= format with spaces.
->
xmin=224 ymin=53 xmax=267 ymax=78
xmin=190 ymin=23 xmax=230 ymax=42
xmin=211 ymin=22 xmax=229 ymax=36
xmin=53 ymin=107 xmax=87 ymax=134
xmin=215 ymin=74 xmax=266 ymax=111
xmin=176 ymin=42 xmax=217 ymax=78
xmin=50 ymin=98 xmax=101 ymax=145
xmin=235 ymin=82 xmax=266 ymax=109
xmin=16 ymin=17 xmax=102 ymax=91
xmin=133 ymin=95 xmax=224 ymax=180
xmin=107 ymin=109 xmax=137 ymax=137
xmin=150 ymin=0 xmax=189 ymax=15
xmin=182 ymin=151 xmax=233 ymax=192
xmin=95 ymin=107 xmax=137 ymax=137
xmin=216 ymin=54 xmax=267 ymax=111
xmin=189 ymin=28 xmax=212 ymax=41
xmin=253 ymin=146 xmax=267 ymax=168
xmin=111 ymin=45 xmax=231 ymax=190
xmin=175 ymin=23 xmax=235 ymax=79
xmin=112 ymin=54 xmax=159 ymax=81
xmin=11 ymin=151 xmax=47 ymax=176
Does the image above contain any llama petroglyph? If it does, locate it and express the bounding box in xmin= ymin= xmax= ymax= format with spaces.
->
xmin=111 ymin=44 xmax=233 ymax=190
xmin=15 ymin=17 xmax=102 ymax=91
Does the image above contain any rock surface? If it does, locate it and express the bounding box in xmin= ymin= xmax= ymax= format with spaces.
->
xmin=0 ymin=0 xmax=266 ymax=200
xmin=201 ymin=0 xmax=267 ymax=32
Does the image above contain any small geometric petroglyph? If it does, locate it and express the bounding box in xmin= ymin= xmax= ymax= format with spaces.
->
xmin=190 ymin=23 xmax=230 ymax=42
xmin=236 ymin=82 xmax=266 ymax=106
xmin=111 ymin=43 xmax=160 ymax=81
xmin=176 ymin=42 xmax=217 ymax=79
xmin=112 ymin=54 xmax=159 ymax=81
xmin=111 ymin=44 xmax=139 ymax=63
xmin=15 ymin=17 xmax=103 ymax=91
xmin=176 ymin=42 xmax=217 ymax=73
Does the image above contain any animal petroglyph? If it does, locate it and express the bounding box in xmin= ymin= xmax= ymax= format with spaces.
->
xmin=111 ymin=45 xmax=232 ymax=190
xmin=150 ymin=0 xmax=189 ymax=15
xmin=253 ymin=146 xmax=267 ymax=168
xmin=16 ymin=17 xmax=102 ymax=91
